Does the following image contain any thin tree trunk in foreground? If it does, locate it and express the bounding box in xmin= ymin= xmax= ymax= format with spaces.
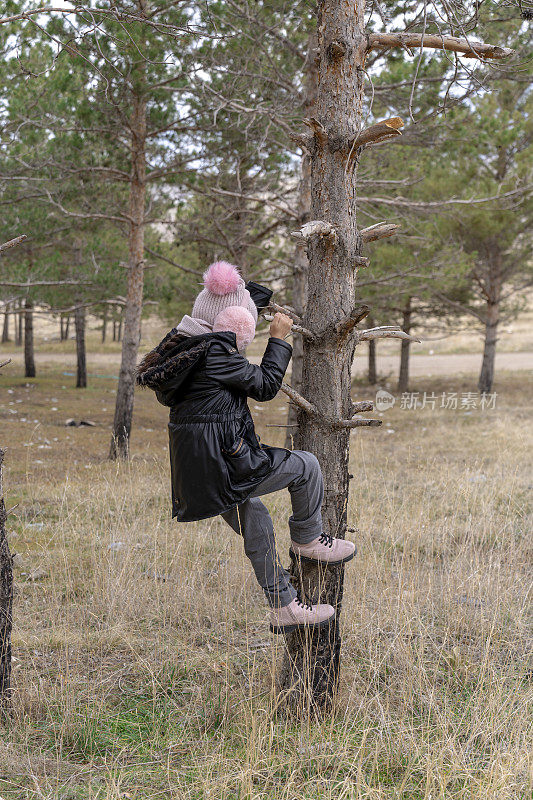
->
xmin=0 ymin=447 xmax=13 ymax=715
xmin=285 ymin=33 xmax=317 ymax=451
xmin=75 ymin=303 xmax=87 ymax=388
xmin=110 ymin=80 xmax=146 ymax=460
xmin=478 ymin=299 xmax=499 ymax=395
xmin=278 ymin=0 xmax=367 ymax=714
xmin=274 ymin=0 xmax=511 ymax=716
xmin=398 ymin=297 xmax=411 ymax=392
xmin=24 ymin=299 xmax=36 ymax=378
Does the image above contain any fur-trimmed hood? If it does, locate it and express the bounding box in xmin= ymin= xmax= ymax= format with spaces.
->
xmin=136 ymin=329 xmax=208 ymax=391
xmin=136 ymin=329 xmax=238 ymax=397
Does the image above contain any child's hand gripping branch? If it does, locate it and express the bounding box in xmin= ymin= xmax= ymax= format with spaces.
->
xmin=269 ymin=311 xmax=294 ymax=341
xmin=136 ymin=261 xmax=355 ymax=634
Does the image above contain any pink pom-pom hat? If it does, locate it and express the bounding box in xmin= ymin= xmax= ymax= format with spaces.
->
xmin=191 ymin=261 xmax=258 ymax=328
xmin=203 ymin=261 xmax=242 ymax=295
xmin=212 ymin=306 xmax=256 ymax=351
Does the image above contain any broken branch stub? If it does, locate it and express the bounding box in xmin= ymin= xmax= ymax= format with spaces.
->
xmin=0 ymin=235 xmax=27 ymax=254
xmin=350 ymin=117 xmax=404 ymax=151
xmin=359 ymin=327 xmax=421 ymax=343
xmin=291 ymin=220 xmax=337 ymax=244
xmin=332 ymin=304 xmax=370 ymax=344
xmin=338 ymin=417 xmax=382 ymax=429
xmin=351 ymin=400 xmax=373 ymax=414
xmin=360 ymin=222 xmax=400 ymax=243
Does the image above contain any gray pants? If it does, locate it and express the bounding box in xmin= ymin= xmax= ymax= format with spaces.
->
xmin=221 ymin=450 xmax=324 ymax=608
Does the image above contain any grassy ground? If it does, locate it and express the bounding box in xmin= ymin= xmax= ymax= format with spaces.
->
xmin=0 ymin=343 xmax=531 ymax=797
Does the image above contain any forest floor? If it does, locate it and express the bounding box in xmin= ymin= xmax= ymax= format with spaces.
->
xmin=0 ymin=320 xmax=532 ymax=798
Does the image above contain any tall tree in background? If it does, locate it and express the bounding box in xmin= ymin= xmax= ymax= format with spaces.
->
xmin=2 ymin=3 xmax=205 ymax=457
xmin=433 ymin=29 xmax=532 ymax=394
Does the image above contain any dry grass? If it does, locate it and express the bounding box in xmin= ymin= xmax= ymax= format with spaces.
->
xmin=0 ymin=352 xmax=531 ymax=798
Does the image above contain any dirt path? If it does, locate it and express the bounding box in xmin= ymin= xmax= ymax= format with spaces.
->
xmin=1 ymin=349 xmax=532 ymax=378
xmin=351 ymin=350 xmax=533 ymax=379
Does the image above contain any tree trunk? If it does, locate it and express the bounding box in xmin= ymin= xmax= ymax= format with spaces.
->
xmin=278 ymin=0 xmax=367 ymax=714
xmin=75 ymin=304 xmax=87 ymax=388
xmin=398 ymin=297 xmax=411 ymax=392
xmin=366 ymin=314 xmax=377 ymax=384
xmin=1 ymin=305 xmax=10 ymax=344
xmin=478 ymin=299 xmax=499 ymax=394
xmin=285 ymin=32 xmax=317 ymax=450
xmin=0 ymin=447 xmax=13 ymax=715
xmin=101 ymin=306 xmax=107 ymax=343
xmin=110 ymin=68 xmax=147 ymax=460
xmin=24 ymin=299 xmax=36 ymax=378
xmin=117 ymin=314 xmax=123 ymax=342
xmin=15 ymin=304 xmax=22 ymax=347
xmin=60 ymin=314 xmax=69 ymax=341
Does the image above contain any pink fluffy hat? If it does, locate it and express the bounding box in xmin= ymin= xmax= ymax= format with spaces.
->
xmin=192 ymin=261 xmax=257 ymax=350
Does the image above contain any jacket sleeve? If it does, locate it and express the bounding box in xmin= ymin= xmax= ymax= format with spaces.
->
xmin=207 ymin=337 xmax=292 ymax=401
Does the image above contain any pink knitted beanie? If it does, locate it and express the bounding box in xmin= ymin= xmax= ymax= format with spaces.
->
xmin=191 ymin=261 xmax=258 ymax=327
xmin=213 ymin=306 xmax=256 ymax=350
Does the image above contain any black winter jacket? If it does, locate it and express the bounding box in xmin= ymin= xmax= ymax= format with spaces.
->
xmin=137 ymin=329 xmax=292 ymax=521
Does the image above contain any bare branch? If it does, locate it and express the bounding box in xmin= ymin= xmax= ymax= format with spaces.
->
xmin=357 ymin=185 xmax=532 ymax=209
xmin=0 ymin=279 xmax=92 ymax=288
xmin=367 ymin=32 xmax=514 ymax=60
xmin=280 ymin=382 xmax=317 ymax=416
xmin=266 ymin=302 xmax=301 ymax=324
xmin=263 ymin=315 xmax=315 ymax=341
xmin=143 ymin=247 xmax=203 ymax=276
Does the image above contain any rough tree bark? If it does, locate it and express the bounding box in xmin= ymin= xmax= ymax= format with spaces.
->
xmin=24 ymin=298 xmax=36 ymax=378
xmin=285 ymin=33 xmax=317 ymax=450
xmin=74 ymin=303 xmax=87 ymax=388
xmin=479 ymin=298 xmax=500 ymax=395
xmin=398 ymin=296 xmax=412 ymax=392
xmin=278 ymin=0 xmax=369 ymax=713
xmin=110 ymin=54 xmax=147 ymax=459
xmin=275 ymin=1 xmax=511 ymax=715
xmin=0 ymin=442 xmax=13 ymax=715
